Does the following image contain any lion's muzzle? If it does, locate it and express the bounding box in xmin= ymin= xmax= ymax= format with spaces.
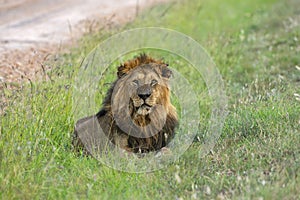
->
xmin=130 ymin=84 xmax=154 ymax=115
xmin=137 ymin=84 xmax=152 ymax=100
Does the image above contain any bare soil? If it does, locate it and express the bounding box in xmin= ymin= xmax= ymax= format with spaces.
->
xmin=0 ymin=0 xmax=168 ymax=88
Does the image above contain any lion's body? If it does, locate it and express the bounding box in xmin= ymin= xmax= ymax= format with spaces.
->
xmin=72 ymin=54 xmax=178 ymax=155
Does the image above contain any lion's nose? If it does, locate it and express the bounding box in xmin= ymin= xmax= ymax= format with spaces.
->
xmin=137 ymin=85 xmax=152 ymax=100
xmin=138 ymin=94 xmax=151 ymax=100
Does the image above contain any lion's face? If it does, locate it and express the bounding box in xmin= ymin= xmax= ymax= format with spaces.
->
xmin=112 ymin=63 xmax=173 ymax=129
xmin=129 ymin=66 xmax=166 ymax=116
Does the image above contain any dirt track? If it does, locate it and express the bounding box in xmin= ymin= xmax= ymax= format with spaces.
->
xmin=0 ymin=0 xmax=167 ymax=86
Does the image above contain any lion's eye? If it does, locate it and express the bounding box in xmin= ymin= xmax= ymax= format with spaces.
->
xmin=151 ymin=79 xmax=158 ymax=86
xmin=132 ymin=80 xmax=139 ymax=85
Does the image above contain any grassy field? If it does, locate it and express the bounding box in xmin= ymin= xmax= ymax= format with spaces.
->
xmin=1 ymin=0 xmax=300 ymax=199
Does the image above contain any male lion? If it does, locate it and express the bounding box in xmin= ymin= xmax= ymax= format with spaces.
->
xmin=72 ymin=54 xmax=178 ymax=155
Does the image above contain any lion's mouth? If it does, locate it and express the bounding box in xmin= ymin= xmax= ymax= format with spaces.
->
xmin=136 ymin=103 xmax=152 ymax=115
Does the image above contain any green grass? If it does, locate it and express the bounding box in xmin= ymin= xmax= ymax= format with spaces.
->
xmin=1 ymin=0 xmax=300 ymax=199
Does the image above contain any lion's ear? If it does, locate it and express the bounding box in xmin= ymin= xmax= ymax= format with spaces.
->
xmin=117 ymin=65 xmax=128 ymax=78
xmin=117 ymin=70 xmax=126 ymax=78
xmin=161 ymin=67 xmax=172 ymax=79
